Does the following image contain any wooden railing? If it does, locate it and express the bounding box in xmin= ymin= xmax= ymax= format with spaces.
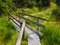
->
xmin=8 ymin=13 xmax=49 ymax=45
xmin=19 ymin=12 xmax=49 ymax=21
xmin=19 ymin=12 xmax=49 ymax=31
xmin=8 ymin=13 xmax=22 ymax=28
xmin=16 ymin=22 xmax=25 ymax=45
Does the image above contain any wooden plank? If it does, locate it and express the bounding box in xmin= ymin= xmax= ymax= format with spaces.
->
xmin=25 ymin=25 xmax=41 ymax=45
xmin=8 ymin=13 xmax=22 ymax=29
xmin=25 ymin=24 xmax=43 ymax=39
xmin=11 ymin=18 xmax=21 ymax=31
xmin=9 ymin=13 xmax=22 ymax=24
xmin=28 ymin=34 xmax=41 ymax=45
xmin=10 ymin=18 xmax=20 ymax=27
xmin=16 ymin=22 xmax=25 ymax=45
xmin=37 ymin=19 xmax=40 ymax=31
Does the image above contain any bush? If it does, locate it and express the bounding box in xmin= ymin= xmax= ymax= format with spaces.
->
xmin=24 ymin=7 xmax=39 ymax=14
xmin=55 ymin=0 xmax=60 ymax=6
xmin=0 ymin=0 xmax=16 ymax=16
xmin=41 ymin=0 xmax=50 ymax=7
xmin=41 ymin=24 xmax=60 ymax=45
xmin=52 ymin=7 xmax=60 ymax=21
xmin=0 ymin=17 xmax=18 ymax=45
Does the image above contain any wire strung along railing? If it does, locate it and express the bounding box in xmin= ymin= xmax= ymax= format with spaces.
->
xmin=8 ymin=13 xmax=49 ymax=45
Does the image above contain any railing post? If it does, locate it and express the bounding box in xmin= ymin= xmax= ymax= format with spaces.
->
xmin=16 ymin=22 xmax=25 ymax=45
xmin=37 ymin=19 xmax=40 ymax=31
xmin=19 ymin=12 xmax=22 ymax=22
xmin=19 ymin=13 xmax=22 ymax=28
xmin=8 ymin=13 xmax=10 ymax=21
xmin=22 ymin=27 xmax=25 ymax=40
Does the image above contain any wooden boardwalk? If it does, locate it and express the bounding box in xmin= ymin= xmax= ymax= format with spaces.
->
xmin=14 ymin=22 xmax=41 ymax=45
xmin=25 ymin=25 xmax=41 ymax=45
xmin=16 ymin=22 xmax=25 ymax=45
xmin=8 ymin=13 xmax=49 ymax=45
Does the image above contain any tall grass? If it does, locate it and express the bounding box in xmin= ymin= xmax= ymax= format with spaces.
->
xmin=0 ymin=2 xmax=59 ymax=45
xmin=0 ymin=16 xmax=18 ymax=45
xmin=41 ymin=24 xmax=60 ymax=45
xmin=22 ymin=2 xmax=60 ymax=45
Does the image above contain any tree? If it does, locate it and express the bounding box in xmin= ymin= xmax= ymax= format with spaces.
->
xmin=0 ymin=0 xmax=16 ymax=16
xmin=36 ymin=0 xmax=42 ymax=7
xmin=41 ymin=0 xmax=50 ymax=7
xmin=55 ymin=0 xmax=60 ymax=6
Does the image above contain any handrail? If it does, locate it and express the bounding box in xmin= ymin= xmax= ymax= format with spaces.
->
xmin=16 ymin=22 xmax=25 ymax=45
xmin=10 ymin=18 xmax=20 ymax=27
xmin=20 ymin=12 xmax=50 ymax=21
xmin=8 ymin=13 xmax=43 ymax=45
xmin=8 ymin=13 xmax=43 ymax=38
xmin=9 ymin=13 xmax=22 ymax=24
xmin=19 ymin=12 xmax=50 ymax=31
xmin=25 ymin=24 xmax=43 ymax=39
xmin=20 ymin=16 xmax=45 ymax=27
xmin=8 ymin=13 xmax=22 ymax=28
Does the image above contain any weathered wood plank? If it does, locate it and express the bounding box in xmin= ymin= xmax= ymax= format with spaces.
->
xmin=10 ymin=18 xmax=20 ymax=27
xmin=9 ymin=13 xmax=22 ymax=24
xmin=28 ymin=34 xmax=41 ymax=45
xmin=11 ymin=18 xmax=21 ymax=31
xmin=25 ymin=24 xmax=43 ymax=39
xmin=16 ymin=22 xmax=25 ymax=45
xmin=25 ymin=24 xmax=41 ymax=45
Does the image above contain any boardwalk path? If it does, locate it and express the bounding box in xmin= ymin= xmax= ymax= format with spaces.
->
xmin=8 ymin=13 xmax=48 ymax=45
xmin=25 ymin=25 xmax=41 ymax=45
xmin=12 ymin=19 xmax=41 ymax=45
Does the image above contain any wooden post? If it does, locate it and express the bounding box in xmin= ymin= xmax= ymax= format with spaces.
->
xmin=8 ymin=14 xmax=10 ymax=21
xmin=16 ymin=22 xmax=25 ymax=45
xmin=22 ymin=27 xmax=25 ymax=40
xmin=37 ymin=19 xmax=40 ymax=31
xmin=19 ymin=13 xmax=22 ymax=28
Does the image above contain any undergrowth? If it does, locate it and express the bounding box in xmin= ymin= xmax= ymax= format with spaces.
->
xmin=0 ymin=16 xmax=18 ymax=45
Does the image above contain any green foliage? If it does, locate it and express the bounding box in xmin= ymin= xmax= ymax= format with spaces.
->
xmin=0 ymin=0 xmax=16 ymax=16
xmin=41 ymin=24 xmax=60 ymax=45
xmin=21 ymin=41 xmax=27 ymax=45
xmin=24 ymin=7 xmax=39 ymax=14
xmin=13 ymin=0 xmax=51 ymax=8
xmin=0 ymin=0 xmax=60 ymax=45
xmin=36 ymin=0 xmax=41 ymax=7
xmin=23 ymin=4 xmax=60 ymax=45
xmin=41 ymin=0 xmax=50 ymax=7
xmin=55 ymin=0 xmax=60 ymax=6
xmin=0 ymin=17 xmax=18 ymax=45
xmin=52 ymin=7 xmax=60 ymax=21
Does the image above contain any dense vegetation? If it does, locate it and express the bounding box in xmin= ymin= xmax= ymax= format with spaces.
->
xmin=0 ymin=0 xmax=60 ymax=45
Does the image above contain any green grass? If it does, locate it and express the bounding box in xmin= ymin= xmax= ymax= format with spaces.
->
xmin=41 ymin=24 xmax=60 ymax=45
xmin=21 ymin=40 xmax=28 ymax=45
xmin=0 ymin=2 xmax=60 ymax=45
xmin=22 ymin=2 xmax=60 ymax=45
xmin=0 ymin=16 xmax=18 ymax=45
xmin=0 ymin=16 xmax=28 ymax=45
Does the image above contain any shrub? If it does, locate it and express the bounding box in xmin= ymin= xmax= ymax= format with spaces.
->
xmin=52 ymin=7 xmax=60 ymax=21
xmin=0 ymin=17 xmax=18 ymax=45
xmin=41 ymin=0 xmax=50 ymax=7
xmin=55 ymin=0 xmax=60 ymax=6
xmin=41 ymin=24 xmax=60 ymax=45
xmin=0 ymin=0 xmax=16 ymax=16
